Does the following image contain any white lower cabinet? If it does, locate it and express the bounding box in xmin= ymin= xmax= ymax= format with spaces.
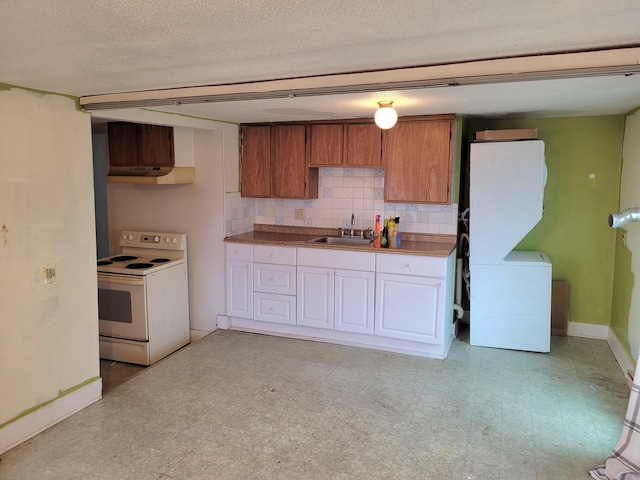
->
xmin=225 ymin=244 xmax=253 ymax=319
xmin=226 ymin=242 xmax=455 ymax=359
xmin=253 ymin=292 xmax=296 ymax=325
xmin=297 ymin=266 xmax=334 ymax=329
xmin=334 ymin=269 xmax=375 ymax=335
xmin=297 ymin=248 xmax=376 ymax=333
xmin=296 ymin=266 xmax=375 ymax=334
xmin=375 ymin=273 xmax=442 ymax=343
xmin=375 ymin=252 xmax=454 ymax=346
xmin=252 ymin=245 xmax=297 ymax=325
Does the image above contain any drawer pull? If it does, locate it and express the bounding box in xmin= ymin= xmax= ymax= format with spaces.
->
xmin=270 ymin=254 xmax=276 ymax=258
xmin=407 ymin=264 xmax=412 ymax=268
xmin=235 ymin=251 xmax=241 ymax=255
xmin=271 ymin=278 xmax=277 ymax=282
xmin=270 ymin=307 xmax=276 ymax=311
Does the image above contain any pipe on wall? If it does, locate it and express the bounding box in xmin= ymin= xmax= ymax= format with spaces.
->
xmin=609 ymin=208 xmax=640 ymax=228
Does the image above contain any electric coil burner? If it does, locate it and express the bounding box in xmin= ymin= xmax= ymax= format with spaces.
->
xmin=97 ymin=231 xmax=190 ymax=365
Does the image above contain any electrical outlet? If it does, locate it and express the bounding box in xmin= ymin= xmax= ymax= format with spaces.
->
xmin=43 ymin=264 xmax=57 ymax=284
xmin=295 ymin=209 xmax=305 ymax=221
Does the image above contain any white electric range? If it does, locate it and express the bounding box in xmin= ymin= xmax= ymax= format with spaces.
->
xmin=97 ymin=231 xmax=190 ymax=365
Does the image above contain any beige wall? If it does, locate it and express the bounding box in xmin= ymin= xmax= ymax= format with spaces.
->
xmin=0 ymin=88 xmax=99 ymax=424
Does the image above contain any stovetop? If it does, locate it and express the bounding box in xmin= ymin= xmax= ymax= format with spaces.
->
xmin=97 ymin=230 xmax=187 ymax=276
xmin=97 ymin=254 xmax=185 ymax=275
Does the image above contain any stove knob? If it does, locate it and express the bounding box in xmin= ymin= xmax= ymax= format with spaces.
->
xmin=154 ymin=236 xmax=160 ymax=243
xmin=128 ymin=234 xmax=134 ymax=241
xmin=172 ymin=237 xmax=178 ymax=244
xmin=165 ymin=237 xmax=171 ymax=243
xmin=122 ymin=234 xmax=127 ymax=240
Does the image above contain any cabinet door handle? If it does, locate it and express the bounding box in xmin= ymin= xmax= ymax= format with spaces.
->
xmin=246 ymin=264 xmax=252 ymax=269
xmin=328 ymin=271 xmax=333 ymax=276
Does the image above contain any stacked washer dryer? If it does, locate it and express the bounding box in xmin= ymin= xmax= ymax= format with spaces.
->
xmin=469 ymin=139 xmax=552 ymax=353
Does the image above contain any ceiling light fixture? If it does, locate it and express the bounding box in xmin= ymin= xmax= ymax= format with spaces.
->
xmin=374 ymin=101 xmax=398 ymax=129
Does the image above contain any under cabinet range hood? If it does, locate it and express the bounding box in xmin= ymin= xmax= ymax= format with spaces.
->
xmin=107 ymin=165 xmax=173 ymax=177
xmin=107 ymin=122 xmax=175 ymax=177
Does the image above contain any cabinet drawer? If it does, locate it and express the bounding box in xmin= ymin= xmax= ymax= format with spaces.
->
xmin=254 ymin=293 xmax=296 ymax=325
xmin=254 ymin=263 xmax=296 ymax=295
xmin=376 ymin=253 xmax=446 ymax=277
xmin=297 ymin=247 xmax=375 ymax=271
xmin=226 ymin=243 xmax=253 ymax=261
xmin=254 ymin=245 xmax=296 ymax=265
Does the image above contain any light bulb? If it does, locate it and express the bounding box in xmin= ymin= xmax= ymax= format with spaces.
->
xmin=374 ymin=101 xmax=398 ymax=129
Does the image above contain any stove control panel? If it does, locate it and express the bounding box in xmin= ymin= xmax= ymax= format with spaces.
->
xmin=119 ymin=231 xmax=186 ymax=250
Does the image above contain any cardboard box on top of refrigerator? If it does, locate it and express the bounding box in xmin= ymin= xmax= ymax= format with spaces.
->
xmin=474 ymin=129 xmax=538 ymax=142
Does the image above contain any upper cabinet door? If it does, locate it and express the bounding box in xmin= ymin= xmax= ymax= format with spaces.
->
xmin=383 ymin=120 xmax=453 ymax=204
xmin=309 ymin=124 xmax=343 ymax=166
xmin=108 ymin=123 xmax=138 ymax=167
xmin=241 ymin=125 xmax=272 ymax=197
xmin=271 ymin=125 xmax=307 ymax=198
xmin=138 ymin=124 xmax=174 ymax=167
xmin=345 ymin=123 xmax=381 ymax=167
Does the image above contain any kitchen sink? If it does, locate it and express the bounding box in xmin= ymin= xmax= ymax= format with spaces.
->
xmin=307 ymin=236 xmax=372 ymax=246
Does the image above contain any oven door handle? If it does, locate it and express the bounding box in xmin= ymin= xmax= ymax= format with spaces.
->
xmin=97 ymin=273 xmax=145 ymax=286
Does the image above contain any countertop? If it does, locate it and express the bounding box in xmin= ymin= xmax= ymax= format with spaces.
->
xmin=224 ymin=224 xmax=456 ymax=257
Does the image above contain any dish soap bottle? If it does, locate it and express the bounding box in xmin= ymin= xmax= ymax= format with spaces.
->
xmin=381 ymin=218 xmax=389 ymax=248
xmin=388 ymin=216 xmax=396 ymax=249
xmin=394 ymin=217 xmax=401 ymax=248
xmin=373 ymin=215 xmax=381 ymax=248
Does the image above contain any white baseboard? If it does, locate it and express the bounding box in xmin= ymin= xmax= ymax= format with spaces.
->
xmin=0 ymin=378 xmax=102 ymax=455
xmin=606 ymin=328 xmax=635 ymax=377
xmin=567 ymin=321 xmax=609 ymax=339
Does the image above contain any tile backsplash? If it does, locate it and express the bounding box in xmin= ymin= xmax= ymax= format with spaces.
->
xmin=226 ymin=167 xmax=458 ymax=236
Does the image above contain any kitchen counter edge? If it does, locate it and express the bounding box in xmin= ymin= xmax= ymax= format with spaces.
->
xmin=224 ymin=230 xmax=456 ymax=257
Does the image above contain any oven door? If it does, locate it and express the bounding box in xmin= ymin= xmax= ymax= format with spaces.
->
xmin=98 ymin=273 xmax=148 ymax=341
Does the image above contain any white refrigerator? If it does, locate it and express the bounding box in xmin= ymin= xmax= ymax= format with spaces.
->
xmin=469 ymin=140 xmax=551 ymax=353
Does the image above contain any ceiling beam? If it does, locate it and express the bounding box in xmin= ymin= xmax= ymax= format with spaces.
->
xmin=80 ymin=47 xmax=640 ymax=111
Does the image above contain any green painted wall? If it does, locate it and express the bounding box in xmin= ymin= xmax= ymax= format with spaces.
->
xmin=468 ymin=116 xmax=624 ymax=325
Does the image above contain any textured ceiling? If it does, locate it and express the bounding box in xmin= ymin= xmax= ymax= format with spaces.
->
xmin=2 ymin=0 xmax=640 ymax=123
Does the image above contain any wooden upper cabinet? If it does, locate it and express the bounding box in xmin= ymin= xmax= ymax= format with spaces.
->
xmin=309 ymin=124 xmax=343 ymax=166
xmin=240 ymin=124 xmax=317 ymax=199
xmin=108 ymin=122 xmax=174 ymax=168
xmin=272 ymin=125 xmax=307 ymax=198
xmin=383 ymin=119 xmax=454 ymax=204
xmin=308 ymin=123 xmax=381 ymax=167
xmin=345 ymin=123 xmax=381 ymax=167
xmin=241 ymin=125 xmax=272 ymax=197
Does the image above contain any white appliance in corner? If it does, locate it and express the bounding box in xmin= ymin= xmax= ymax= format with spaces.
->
xmin=469 ymin=140 xmax=551 ymax=353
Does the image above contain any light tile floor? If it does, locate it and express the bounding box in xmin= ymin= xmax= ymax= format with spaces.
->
xmin=0 ymin=326 xmax=630 ymax=479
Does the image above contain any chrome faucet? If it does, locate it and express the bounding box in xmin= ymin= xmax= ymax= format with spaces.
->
xmin=350 ymin=213 xmax=355 ymax=238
